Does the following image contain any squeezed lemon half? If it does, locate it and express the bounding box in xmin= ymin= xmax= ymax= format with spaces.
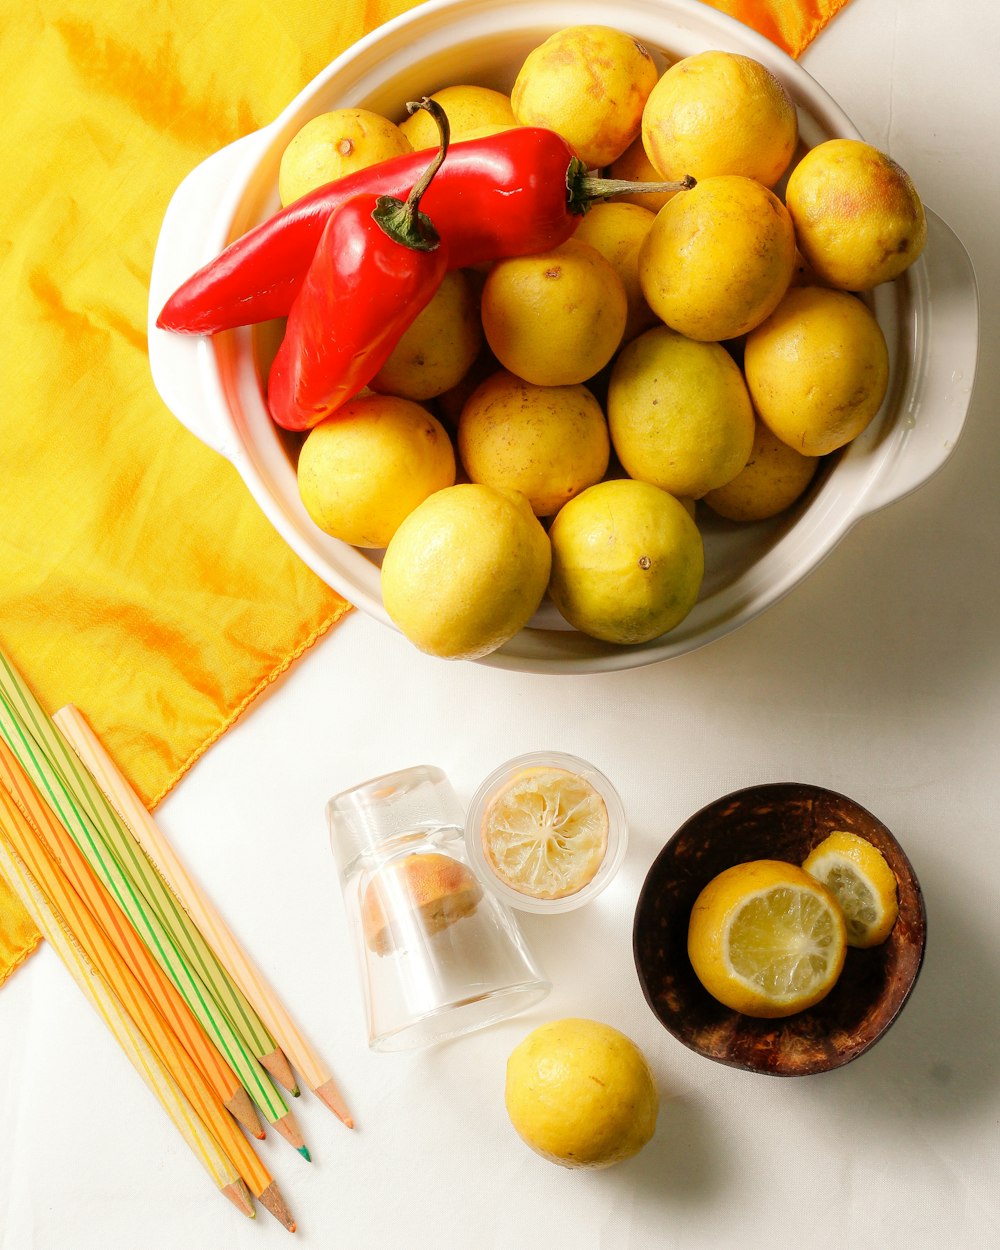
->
xmin=481 ymin=767 xmax=609 ymax=900
xmin=688 ymin=859 xmax=847 ymax=1017
xmin=803 ymin=831 xmax=899 ymax=948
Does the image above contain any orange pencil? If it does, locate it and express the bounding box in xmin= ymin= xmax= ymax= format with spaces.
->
xmin=0 ymin=737 xmax=263 ymax=1139
xmin=0 ymin=832 xmax=255 ymax=1220
xmin=0 ymin=781 xmax=296 ymax=1233
xmin=56 ymin=705 xmax=354 ymax=1129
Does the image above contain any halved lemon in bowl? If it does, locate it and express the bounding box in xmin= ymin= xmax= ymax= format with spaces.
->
xmin=687 ymin=859 xmax=847 ymax=1018
xmin=802 ymin=830 xmax=899 ymax=948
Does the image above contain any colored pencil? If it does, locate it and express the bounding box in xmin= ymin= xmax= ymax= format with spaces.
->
xmin=0 ymin=653 xmax=298 ymax=1090
xmin=0 ymin=738 xmax=263 ymax=1138
xmin=0 ymin=769 xmax=296 ymax=1231
xmin=56 ymin=704 xmax=354 ymax=1129
xmin=0 ymin=673 xmax=306 ymax=1154
xmin=0 ymin=829 xmax=256 ymax=1221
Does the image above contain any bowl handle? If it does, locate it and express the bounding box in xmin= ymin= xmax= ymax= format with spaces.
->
xmin=147 ymin=134 xmax=266 ymax=461
xmin=860 ymin=207 xmax=980 ymax=516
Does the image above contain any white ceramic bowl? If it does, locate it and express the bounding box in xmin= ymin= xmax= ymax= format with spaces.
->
xmin=148 ymin=0 xmax=979 ymax=674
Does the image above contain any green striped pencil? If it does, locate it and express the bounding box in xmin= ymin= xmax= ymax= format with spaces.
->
xmin=0 ymin=656 xmax=308 ymax=1159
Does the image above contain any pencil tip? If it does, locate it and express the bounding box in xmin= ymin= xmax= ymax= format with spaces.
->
xmin=297 ymin=1145 xmax=312 ymax=1162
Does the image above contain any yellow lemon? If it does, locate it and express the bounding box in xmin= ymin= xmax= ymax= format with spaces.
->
xmin=361 ymin=853 xmax=483 ymax=957
xmin=803 ymin=831 xmax=899 ymax=948
xmin=572 ymin=202 xmax=659 ymax=342
xmin=505 ymin=1019 xmax=658 ymax=1169
xmin=744 ymin=285 xmax=890 ymax=456
xmin=608 ymin=136 xmax=680 ymax=213
xmin=511 ymin=25 xmax=659 ymax=168
xmin=371 ymin=271 xmax=482 ymax=401
xmin=607 ymin=326 xmax=756 ymax=499
xmin=457 ymin=370 xmax=609 ymax=517
xmin=641 ymin=50 xmax=797 ymax=187
xmin=481 ymin=767 xmax=609 ymax=899
xmin=548 ymin=479 xmax=704 ymax=645
xmin=399 ymin=85 xmax=515 ymax=148
xmin=688 ymin=860 xmax=847 ymax=1018
xmin=701 ymin=418 xmax=820 ymax=522
xmin=380 ymin=483 xmax=551 ymax=660
xmin=638 ymin=175 xmax=796 ymax=342
xmin=297 ymin=395 xmax=455 ymax=548
xmin=278 ymin=108 xmax=412 ymax=205
xmin=481 ymin=239 xmax=627 ymax=386
xmin=785 ymin=138 xmax=927 ymax=290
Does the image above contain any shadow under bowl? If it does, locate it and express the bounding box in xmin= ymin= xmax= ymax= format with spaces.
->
xmin=633 ymin=782 xmax=926 ymax=1075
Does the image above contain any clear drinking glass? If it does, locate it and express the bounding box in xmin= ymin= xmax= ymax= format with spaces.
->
xmin=327 ymin=765 xmax=550 ymax=1051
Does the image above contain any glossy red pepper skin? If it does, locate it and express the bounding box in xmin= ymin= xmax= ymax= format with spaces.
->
xmin=266 ymin=195 xmax=448 ymax=431
xmin=157 ymin=128 xmax=584 ymax=335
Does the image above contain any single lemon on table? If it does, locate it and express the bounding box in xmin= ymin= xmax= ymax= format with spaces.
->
xmin=380 ymin=483 xmax=551 ymax=661
xmin=278 ymin=108 xmax=412 ymax=205
xmin=371 ymin=270 xmax=482 ymax=401
xmin=481 ymin=767 xmax=609 ymax=900
xmin=607 ymin=326 xmax=756 ymax=500
xmin=505 ymin=1019 xmax=658 ymax=1169
xmin=548 ymin=478 xmax=704 ymax=645
xmin=572 ymin=202 xmax=659 ymax=342
xmin=701 ymin=418 xmax=820 ymax=522
xmin=457 ymin=370 xmax=609 ymax=517
xmin=803 ymin=831 xmax=899 ymax=948
xmin=785 ymin=138 xmax=927 ymax=290
xmin=688 ymin=859 xmax=847 ymax=1018
xmin=744 ymin=285 xmax=890 ymax=457
xmin=482 ymin=239 xmax=628 ymax=386
xmin=399 ymin=84 xmax=515 ymax=148
xmin=511 ymin=25 xmax=659 ymax=168
xmin=297 ymin=395 xmax=455 ymax=549
xmin=638 ymin=175 xmax=796 ymax=342
xmin=641 ymin=50 xmax=797 ymax=187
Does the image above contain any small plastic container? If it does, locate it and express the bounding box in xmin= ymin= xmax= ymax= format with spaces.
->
xmin=465 ymin=752 xmax=628 ymax=914
xmin=328 ymin=764 xmax=550 ymax=1051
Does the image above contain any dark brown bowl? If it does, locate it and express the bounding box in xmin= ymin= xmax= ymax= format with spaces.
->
xmin=633 ymin=782 xmax=926 ymax=1075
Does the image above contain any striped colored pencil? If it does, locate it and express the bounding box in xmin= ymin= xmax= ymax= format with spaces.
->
xmin=0 ymin=830 xmax=257 ymax=1222
xmin=0 ymin=653 xmax=298 ymax=1092
xmin=56 ymin=704 xmax=354 ymax=1129
xmin=0 ymin=677 xmax=307 ymax=1157
xmin=0 ymin=737 xmax=263 ymax=1139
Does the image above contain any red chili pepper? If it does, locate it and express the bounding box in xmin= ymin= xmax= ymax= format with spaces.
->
xmin=157 ymin=130 xmax=693 ymax=336
xmin=266 ymin=101 xmax=451 ymax=432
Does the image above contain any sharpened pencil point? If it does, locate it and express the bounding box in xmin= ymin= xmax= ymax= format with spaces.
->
xmin=314 ymin=1076 xmax=354 ymax=1129
xmin=297 ymin=1144 xmax=311 ymax=1161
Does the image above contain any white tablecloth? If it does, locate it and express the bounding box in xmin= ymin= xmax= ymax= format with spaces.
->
xmin=3 ymin=1 xmax=998 ymax=1246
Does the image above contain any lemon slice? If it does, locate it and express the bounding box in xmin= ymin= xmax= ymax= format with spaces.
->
xmin=687 ymin=859 xmax=847 ymax=1018
xmin=802 ymin=831 xmax=899 ymax=948
xmin=481 ymin=767 xmax=609 ymax=900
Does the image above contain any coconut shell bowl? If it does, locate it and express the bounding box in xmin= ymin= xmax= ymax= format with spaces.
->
xmin=633 ymin=782 xmax=927 ymax=1075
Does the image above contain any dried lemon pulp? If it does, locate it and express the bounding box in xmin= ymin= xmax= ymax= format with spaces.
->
xmin=481 ymin=767 xmax=609 ymax=899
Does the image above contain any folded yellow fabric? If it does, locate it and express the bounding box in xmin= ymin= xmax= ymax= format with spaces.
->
xmin=0 ymin=0 xmax=848 ymax=980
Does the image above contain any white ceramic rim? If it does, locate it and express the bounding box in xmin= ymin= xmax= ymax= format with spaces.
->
xmin=147 ymin=0 xmax=980 ymax=674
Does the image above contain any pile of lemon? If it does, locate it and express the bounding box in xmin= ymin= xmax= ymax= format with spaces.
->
xmin=280 ymin=26 xmax=927 ymax=661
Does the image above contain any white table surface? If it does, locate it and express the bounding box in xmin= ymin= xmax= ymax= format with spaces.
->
xmin=3 ymin=1 xmax=999 ymax=1246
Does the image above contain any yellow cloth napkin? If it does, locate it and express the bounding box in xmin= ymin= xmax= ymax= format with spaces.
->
xmin=0 ymin=0 xmax=848 ymax=981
